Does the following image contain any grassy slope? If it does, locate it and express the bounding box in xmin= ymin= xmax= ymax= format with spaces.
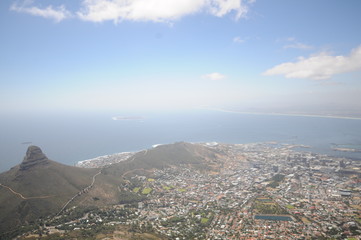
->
xmin=0 ymin=142 xmax=222 ymax=238
xmin=103 ymin=142 xmax=218 ymax=176
xmin=0 ymin=159 xmax=99 ymax=235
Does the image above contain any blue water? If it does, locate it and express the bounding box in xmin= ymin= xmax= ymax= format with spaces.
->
xmin=1 ymin=110 xmax=361 ymax=172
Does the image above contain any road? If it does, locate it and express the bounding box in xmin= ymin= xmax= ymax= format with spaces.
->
xmin=57 ymin=171 xmax=101 ymax=215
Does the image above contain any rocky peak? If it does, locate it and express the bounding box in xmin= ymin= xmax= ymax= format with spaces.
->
xmin=20 ymin=146 xmax=49 ymax=170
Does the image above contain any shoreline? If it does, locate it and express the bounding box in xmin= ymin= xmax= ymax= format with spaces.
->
xmin=205 ymin=108 xmax=361 ymax=120
xmin=74 ymin=141 xmax=350 ymax=169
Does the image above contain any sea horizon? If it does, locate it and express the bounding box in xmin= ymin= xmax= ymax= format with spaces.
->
xmin=1 ymin=110 xmax=361 ymax=173
xmin=206 ymin=107 xmax=361 ymax=121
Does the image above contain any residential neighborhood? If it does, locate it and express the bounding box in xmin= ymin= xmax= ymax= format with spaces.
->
xmin=19 ymin=143 xmax=361 ymax=239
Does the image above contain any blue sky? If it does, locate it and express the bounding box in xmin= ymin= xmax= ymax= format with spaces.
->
xmin=1 ymin=0 xmax=361 ymax=115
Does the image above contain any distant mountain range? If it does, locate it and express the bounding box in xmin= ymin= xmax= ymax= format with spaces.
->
xmin=0 ymin=142 xmax=222 ymax=238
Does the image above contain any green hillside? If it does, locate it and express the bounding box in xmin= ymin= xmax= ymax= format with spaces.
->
xmin=0 ymin=143 xmax=222 ymax=239
xmin=103 ymin=142 xmax=220 ymax=176
xmin=0 ymin=146 xmax=122 ymax=238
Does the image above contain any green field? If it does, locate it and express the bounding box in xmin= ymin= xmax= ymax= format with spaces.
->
xmin=285 ymin=204 xmax=295 ymax=209
xmin=253 ymin=199 xmax=288 ymax=215
xmin=142 ymin=188 xmax=153 ymax=195
xmin=201 ymin=218 xmax=209 ymax=224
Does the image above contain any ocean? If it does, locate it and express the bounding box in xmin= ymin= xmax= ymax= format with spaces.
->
xmin=1 ymin=109 xmax=361 ymax=172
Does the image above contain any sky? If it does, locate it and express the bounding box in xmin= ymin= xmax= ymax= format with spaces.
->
xmin=1 ymin=0 xmax=361 ymax=116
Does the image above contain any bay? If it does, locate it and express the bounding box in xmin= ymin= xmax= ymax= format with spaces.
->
xmin=1 ymin=109 xmax=361 ymax=172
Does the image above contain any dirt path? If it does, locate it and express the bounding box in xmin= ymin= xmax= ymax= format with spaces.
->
xmin=0 ymin=183 xmax=54 ymax=200
xmin=57 ymin=171 xmax=101 ymax=215
xmin=121 ymin=168 xmax=154 ymax=178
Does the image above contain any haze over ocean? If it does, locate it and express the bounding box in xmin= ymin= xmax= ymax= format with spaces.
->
xmin=1 ymin=110 xmax=360 ymax=172
xmin=2 ymin=1 xmax=361 ymax=173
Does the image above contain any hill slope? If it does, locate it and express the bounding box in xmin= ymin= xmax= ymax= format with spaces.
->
xmin=0 ymin=146 xmax=122 ymax=237
xmin=103 ymin=142 xmax=222 ymax=176
xmin=0 ymin=142 xmax=224 ymax=238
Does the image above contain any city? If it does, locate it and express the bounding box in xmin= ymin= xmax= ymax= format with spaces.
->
xmin=19 ymin=142 xmax=361 ymax=240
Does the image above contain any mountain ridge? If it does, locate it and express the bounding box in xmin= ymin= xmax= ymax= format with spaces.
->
xmin=0 ymin=142 xmax=222 ymax=239
xmin=19 ymin=145 xmax=49 ymax=171
xmin=0 ymin=146 xmax=109 ymax=237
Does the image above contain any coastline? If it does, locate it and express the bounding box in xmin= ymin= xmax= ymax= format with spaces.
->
xmin=112 ymin=116 xmax=144 ymax=121
xmin=205 ymin=108 xmax=361 ymax=120
xmin=2 ymin=110 xmax=361 ymax=173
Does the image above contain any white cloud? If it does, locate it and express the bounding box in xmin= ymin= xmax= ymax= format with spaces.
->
xmin=77 ymin=0 xmax=202 ymax=22
xmin=10 ymin=2 xmax=71 ymax=22
xmin=10 ymin=0 xmax=254 ymax=23
xmin=233 ymin=36 xmax=245 ymax=43
xmin=208 ymin=0 xmax=249 ymax=20
xmin=283 ymin=42 xmax=312 ymax=50
xmin=202 ymin=72 xmax=226 ymax=80
xmin=263 ymin=45 xmax=361 ymax=80
xmin=77 ymin=0 xmax=253 ymax=23
xmin=281 ymin=37 xmax=312 ymax=50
